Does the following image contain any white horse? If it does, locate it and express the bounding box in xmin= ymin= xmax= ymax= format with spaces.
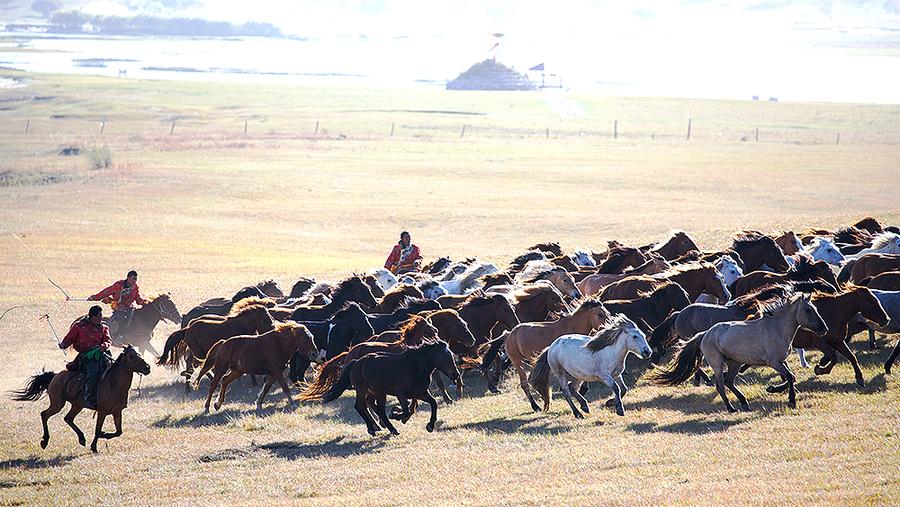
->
xmin=439 ymin=262 xmax=498 ymax=295
xmin=528 ymin=314 xmax=651 ymax=418
xmin=845 ymin=232 xmax=900 ymax=261
xmin=571 ymin=249 xmax=596 ymax=268
xmin=369 ymin=268 xmax=398 ymax=292
xmin=804 ymin=237 xmax=845 ymax=265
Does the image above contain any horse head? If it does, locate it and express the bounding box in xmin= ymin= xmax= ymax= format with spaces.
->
xmin=120 ymin=345 xmax=151 ymax=375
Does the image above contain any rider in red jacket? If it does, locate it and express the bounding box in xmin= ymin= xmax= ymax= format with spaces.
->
xmin=384 ymin=231 xmax=422 ymax=274
xmin=88 ymin=270 xmax=146 ymax=341
xmin=59 ymin=305 xmax=111 ymax=409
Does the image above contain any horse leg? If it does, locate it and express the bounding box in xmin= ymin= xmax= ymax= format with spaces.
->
xmin=571 ymin=380 xmax=589 ymax=413
xmin=63 ymin=403 xmax=86 ymax=446
xmin=886 ymin=340 xmax=900 ymax=375
xmin=255 ymin=375 xmax=277 ymax=412
xmin=557 ymin=375 xmax=583 ymax=419
xmin=598 ymin=373 xmax=624 ymax=416
xmin=213 ymin=370 xmax=243 ymax=412
xmin=354 ymin=391 xmax=379 ymax=436
xmin=432 ymin=371 xmax=453 ymax=404
xmin=693 ymin=368 xmax=714 ymax=387
xmin=90 ymin=411 xmax=108 ymax=453
xmin=273 ymin=371 xmax=295 ymax=410
xmin=814 ymin=342 xmax=838 ymax=376
xmin=707 ymin=353 xmax=735 ymax=413
xmin=39 ymin=396 xmax=66 ymax=449
xmin=517 ymin=365 xmax=541 ymax=412
xmin=867 ymin=322 xmax=878 ymax=350
xmin=390 ymin=398 xmax=412 ymax=423
xmin=772 ymin=361 xmax=797 ymax=409
xmin=795 ymin=348 xmax=810 ymax=368
xmin=420 ymin=392 xmax=439 ymax=432
xmin=724 ymin=361 xmax=750 ymax=411
xmin=374 ymin=395 xmax=399 ymax=436
xmin=834 ymin=339 xmax=866 ymax=387
xmin=203 ymin=368 xmax=226 ymax=414
xmin=102 ymin=410 xmax=123 ymax=441
xmin=605 ymin=374 xmax=628 ymax=408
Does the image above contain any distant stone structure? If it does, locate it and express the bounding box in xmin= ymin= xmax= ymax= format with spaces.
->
xmin=446 ymin=59 xmax=535 ymax=91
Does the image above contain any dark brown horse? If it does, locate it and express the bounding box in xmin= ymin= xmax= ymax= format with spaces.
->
xmin=843 ymin=254 xmax=900 ymax=284
xmin=600 ymin=262 xmax=729 ymax=303
xmin=368 ymin=284 xmax=424 ymax=313
xmin=322 ymin=340 xmax=460 ymax=435
xmin=510 ymin=283 xmax=569 ymax=323
xmin=788 ymin=286 xmax=889 ymax=388
xmin=602 ymin=283 xmax=691 ymax=332
xmin=363 ymin=275 xmax=385 ymax=299
xmin=481 ymin=272 xmax=514 ymax=290
xmin=288 ymin=277 xmax=316 ymax=298
xmin=11 ymin=345 xmax=150 ymax=453
xmin=643 ymin=231 xmax=700 ymax=261
xmin=528 ymin=242 xmax=564 ymax=257
xmin=455 ymin=292 xmax=520 ymax=350
xmin=289 ymin=276 xmax=377 ymax=321
xmin=75 ymin=293 xmax=181 ymax=357
xmin=733 ymin=232 xmax=790 ymax=273
xmin=194 ymin=322 xmax=318 ymax=412
xmin=595 ymin=247 xmax=649 ymax=274
xmin=731 ymin=256 xmax=839 ymax=297
xmin=860 ymin=271 xmax=900 ymax=291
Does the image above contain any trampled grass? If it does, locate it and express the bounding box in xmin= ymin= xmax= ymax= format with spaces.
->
xmin=0 ymin=70 xmax=898 ymax=505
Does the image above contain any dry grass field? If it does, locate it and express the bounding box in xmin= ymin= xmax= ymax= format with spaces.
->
xmin=0 ymin=70 xmax=898 ymax=505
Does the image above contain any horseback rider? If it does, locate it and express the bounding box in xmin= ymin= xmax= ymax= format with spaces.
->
xmin=59 ymin=305 xmax=112 ymax=409
xmin=384 ymin=231 xmax=422 ymax=274
xmin=86 ymin=270 xmax=146 ymax=342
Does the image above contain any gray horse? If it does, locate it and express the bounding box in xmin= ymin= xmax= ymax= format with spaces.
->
xmin=652 ymin=293 xmax=827 ymax=412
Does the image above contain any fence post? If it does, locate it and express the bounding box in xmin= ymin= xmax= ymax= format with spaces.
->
xmin=390 ymin=122 xmax=395 ymax=136
xmin=545 ymin=128 xmax=549 ymax=139
xmin=99 ymin=121 xmax=105 ymax=135
xmin=460 ymin=125 xmax=466 ymax=138
xmin=314 ymin=121 xmax=319 ymax=135
xmin=243 ymin=120 xmax=248 ymax=135
xmin=835 ymin=133 xmax=840 ymax=145
xmin=686 ymin=118 xmax=692 ymax=140
xmin=755 ymin=127 xmax=759 ymax=142
xmin=25 ymin=119 xmax=30 ymax=134
xmin=614 ymin=120 xmax=618 ymax=139
xmin=170 ymin=120 xmax=176 ymax=135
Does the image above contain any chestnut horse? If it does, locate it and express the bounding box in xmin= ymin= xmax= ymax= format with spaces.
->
xmin=600 ymin=262 xmax=729 ymax=303
xmin=503 ymin=299 xmax=610 ymax=410
xmin=11 ymin=345 xmax=150 ymax=453
xmin=643 ymin=231 xmax=700 ymax=261
xmin=195 ymin=322 xmax=318 ymax=413
xmin=577 ymin=257 xmax=670 ymax=296
xmin=732 ymin=232 xmax=790 ymax=273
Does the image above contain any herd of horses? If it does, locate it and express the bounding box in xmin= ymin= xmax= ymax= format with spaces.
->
xmin=13 ymin=216 xmax=900 ymax=450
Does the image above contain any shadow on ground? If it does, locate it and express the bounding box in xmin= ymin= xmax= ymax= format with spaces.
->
xmin=198 ymin=436 xmax=384 ymax=463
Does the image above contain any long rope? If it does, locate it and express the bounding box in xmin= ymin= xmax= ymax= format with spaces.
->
xmin=12 ymin=233 xmax=75 ymax=300
xmin=0 ymin=305 xmax=25 ymax=323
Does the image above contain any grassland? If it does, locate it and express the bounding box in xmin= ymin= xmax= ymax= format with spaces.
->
xmin=0 ymin=69 xmax=898 ymax=505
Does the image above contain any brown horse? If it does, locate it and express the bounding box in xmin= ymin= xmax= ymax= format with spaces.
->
xmin=602 ymin=283 xmax=691 ymax=332
xmin=788 ymin=286 xmax=889 ymax=387
xmin=363 ymin=275 xmax=385 ymax=299
xmin=158 ymin=301 xmax=275 ymax=383
xmin=368 ymin=284 xmax=424 ymax=313
xmin=847 ymin=254 xmax=900 ymax=283
xmin=854 ymin=217 xmax=884 ymax=234
xmin=733 ymin=232 xmax=790 ymax=273
xmin=578 ymin=257 xmax=670 ymax=296
xmin=194 ymin=322 xmax=318 ymax=413
xmin=860 ymin=271 xmax=900 ymax=291
xmin=289 ymin=276 xmax=378 ymax=321
xmin=731 ymin=256 xmax=838 ymax=298
xmin=481 ymin=272 xmax=514 ymax=290
xmin=321 ymin=340 xmax=460 ymax=435
xmin=601 ymin=262 xmax=729 ymax=303
xmin=515 ymin=261 xmax=581 ymax=300
xmin=774 ymin=231 xmax=803 ymax=255
xmin=644 ymin=231 xmax=700 ymax=261
xmin=74 ymin=293 xmax=181 ymax=357
xmin=528 ymin=242 xmax=564 ymax=257
xmin=594 ymin=247 xmax=649 ymax=274
xmin=503 ymin=299 xmax=610 ymax=410
xmin=11 ymin=345 xmax=150 ymax=453
xmin=456 ymin=292 xmax=520 ymax=349
xmin=549 ymin=255 xmax=580 ymax=272
xmin=510 ymin=283 xmax=570 ymax=323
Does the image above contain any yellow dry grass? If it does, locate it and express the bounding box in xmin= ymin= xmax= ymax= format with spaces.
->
xmin=0 ymin=70 xmax=898 ymax=506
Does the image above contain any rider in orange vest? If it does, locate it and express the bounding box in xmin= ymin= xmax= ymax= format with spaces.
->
xmin=87 ymin=270 xmax=147 ymax=342
xmin=384 ymin=231 xmax=422 ymax=274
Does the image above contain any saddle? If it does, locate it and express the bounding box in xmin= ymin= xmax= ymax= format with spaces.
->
xmin=66 ymin=350 xmax=114 ymax=381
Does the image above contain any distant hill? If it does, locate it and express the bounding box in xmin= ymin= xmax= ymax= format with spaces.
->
xmin=446 ymin=59 xmax=535 ymax=91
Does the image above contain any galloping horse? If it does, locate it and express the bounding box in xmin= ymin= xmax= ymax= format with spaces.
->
xmin=732 ymin=232 xmax=790 ymax=273
xmin=11 ymin=345 xmax=150 ymax=453
xmin=194 ymin=322 xmax=318 ymax=413
xmin=290 ymin=276 xmax=377 ymax=321
xmin=528 ymin=315 xmax=651 ymax=418
xmin=652 ymin=293 xmax=827 ymax=412
xmin=288 ymin=302 xmax=374 ymax=383
xmin=82 ymin=293 xmax=181 ymax=357
xmin=602 ymin=283 xmax=691 ymax=332
xmin=577 ymin=257 xmax=670 ymax=297
xmin=731 ymin=256 xmax=839 ymax=297
xmin=643 ymin=231 xmax=700 ymax=261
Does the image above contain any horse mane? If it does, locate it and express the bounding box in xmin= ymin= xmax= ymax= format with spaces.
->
xmin=733 ymin=231 xmax=776 ymax=247
xmin=509 ymin=250 xmax=546 ymax=271
xmin=398 ymin=297 xmax=434 ymax=311
xmin=658 ymin=260 xmax=716 ymax=277
xmin=787 ymin=254 xmax=818 ymax=277
xmin=397 ymin=315 xmax=436 ymax=347
xmin=756 ymin=287 xmax=797 ymax=316
xmin=833 ymin=226 xmax=872 ymax=246
xmin=255 ymin=279 xmax=277 ymax=289
xmin=382 ymin=283 xmax=423 ymax=299
xmin=870 ymin=232 xmax=900 ymax=250
xmin=333 ymin=301 xmax=363 ymax=318
xmin=458 ymin=291 xmax=502 ymax=310
xmin=141 ymin=292 xmax=165 ymax=304
xmin=584 ymin=314 xmax=630 ymax=352
xmin=480 ymin=272 xmax=513 ymax=286
xmin=228 ymin=297 xmax=273 ymax=316
xmin=331 ymin=275 xmax=364 ymax=298
xmin=511 ymin=282 xmax=562 ymax=303
xmin=272 ymin=321 xmax=305 ymax=334
xmin=651 ymin=230 xmax=694 ymax=252
xmin=518 ymin=260 xmax=564 ymax=284
xmin=528 ymin=242 xmax=563 ymax=256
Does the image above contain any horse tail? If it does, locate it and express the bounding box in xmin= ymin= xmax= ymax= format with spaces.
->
xmin=648 ymin=311 xmax=679 ymax=364
xmin=527 ymin=347 xmax=551 ymax=395
xmin=158 ymin=328 xmax=186 ymax=367
xmin=837 ymin=259 xmax=856 ymax=284
xmin=650 ymin=334 xmax=704 ymax=386
xmin=192 ymin=339 xmax=224 ymax=388
xmin=298 ymin=352 xmax=347 ymax=401
xmin=9 ymin=370 xmax=56 ymax=401
xmin=480 ymin=331 xmax=508 ymax=369
xmin=321 ymin=358 xmax=358 ymax=403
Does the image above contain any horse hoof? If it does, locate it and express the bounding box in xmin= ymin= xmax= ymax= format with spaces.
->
xmin=91 ymin=446 xmax=98 ymax=453
xmin=788 ymin=401 xmax=797 ymax=409
xmin=39 ymin=439 xmax=48 ymax=449
xmin=726 ymin=406 xmax=737 ymax=414
xmin=573 ymin=412 xmax=584 ymax=420
xmin=426 ymin=423 xmax=435 ymax=433
xmin=367 ymin=429 xmax=378 ymax=436
xmin=78 ymin=438 xmax=86 ymax=446
xmin=766 ymin=385 xmax=779 ymax=394
xmin=581 ymin=406 xmax=590 ymax=414
xmin=615 ymin=408 xmax=625 ymax=417
xmin=604 ymin=398 xmax=616 ymax=408
xmin=389 ymin=429 xmax=400 ymax=436
xmin=856 ymin=378 xmax=865 ymax=388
